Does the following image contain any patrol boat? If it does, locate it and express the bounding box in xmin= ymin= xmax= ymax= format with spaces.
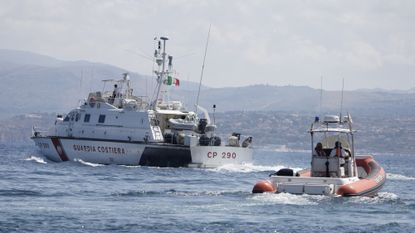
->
xmin=31 ymin=37 xmax=253 ymax=167
xmin=252 ymin=114 xmax=386 ymax=197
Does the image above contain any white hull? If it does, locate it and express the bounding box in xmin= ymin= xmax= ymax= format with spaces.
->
xmin=32 ymin=136 xmax=252 ymax=167
xmin=189 ymin=146 xmax=252 ymax=168
xmin=270 ymin=175 xmax=359 ymax=196
xmin=253 ymin=157 xmax=386 ymax=196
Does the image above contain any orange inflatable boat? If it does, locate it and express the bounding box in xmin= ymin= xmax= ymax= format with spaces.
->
xmin=252 ymin=115 xmax=386 ymax=197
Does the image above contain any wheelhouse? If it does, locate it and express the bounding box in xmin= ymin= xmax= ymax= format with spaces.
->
xmin=309 ymin=115 xmax=357 ymax=178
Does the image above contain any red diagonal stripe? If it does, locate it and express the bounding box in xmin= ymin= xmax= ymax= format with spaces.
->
xmin=51 ymin=138 xmax=69 ymax=161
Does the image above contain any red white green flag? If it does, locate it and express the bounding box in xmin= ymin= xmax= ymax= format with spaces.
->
xmin=166 ymin=76 xmax=180 ymax=86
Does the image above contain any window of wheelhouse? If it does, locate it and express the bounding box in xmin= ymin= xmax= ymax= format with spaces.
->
xmin=98 ymin=114 xmax=106 ymax=123
xmin=63 ymin=115 xmax=70 ymax=122
xmin=84 ymin=114 xmax=90 ymax=123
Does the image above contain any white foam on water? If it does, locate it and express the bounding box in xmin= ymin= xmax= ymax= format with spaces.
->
xmin=208 ymin=163 xmax=283 ymax=173
xmin=250 ymin=192 xmax=321 ymax=206
xmin=208 ymin=163 xmax=304 ymax=173
xmin=24 ymin=156 xmax=47 ymax=164
xmin=74 ymin=158 xmax=105 ymax=167
xmin=387 ymin=173 xmax=415 ymax=181
xmin=377 ymin=192 xmax=399 ymax=200
xmin=272 ymin=145 xmax=309 ymax=153
xmin=119 ymin=165 xmax=142 ymax=168
xmin=167 ymin=190 xmax=229 ymax=197
xmin=348 ymin=192 xmax=399 ymax=204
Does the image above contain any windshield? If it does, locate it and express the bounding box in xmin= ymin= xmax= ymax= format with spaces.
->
xmin=313 ymin=132 xmax=352 ymax=151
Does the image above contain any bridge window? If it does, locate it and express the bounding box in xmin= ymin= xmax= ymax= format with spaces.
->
xmin=98 ymin=114 xmax=106 ymax=123
xmin=84 ymin=114 xmax=90 ymax=123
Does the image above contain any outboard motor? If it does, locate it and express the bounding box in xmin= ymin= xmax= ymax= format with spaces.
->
xmin=228 ymin=136 xmax=240 ymax=147
xmin=164 ymin=133 xmax=173 ymax=143
xmin=199 ymin=135 xmax=210 ymax=146
xmin=164 ymin=133 xmax=177 ymax=144
xmin=269 ymin=168 xmax=294 ymax=177
xmin=198 ymin=119 xmax=208 ymax=134
xmin=232 ymin=132 xmax=241 ymax=141
xmin=210 ymin=136 xmax=221 ymax=146
xmin=242 ymin=136 xmax=252 ymax=148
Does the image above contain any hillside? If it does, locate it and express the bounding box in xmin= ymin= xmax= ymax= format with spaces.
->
xmin=174 ymin=85 xmax=415 ymax=116
xmin=0 ymin=49 xmax=203 ymax=119
xmin=1 ymin=49 xmax=415 ymax=120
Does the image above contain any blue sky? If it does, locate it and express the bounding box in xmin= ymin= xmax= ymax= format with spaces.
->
xmin=1 ymin=0 xmax=414 ymax=90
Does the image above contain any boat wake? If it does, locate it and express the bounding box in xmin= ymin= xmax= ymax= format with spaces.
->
xmin=272 ymin=145 xmax=309 ymax=153
xmin=120 ymin=165 xmax=142 ymax=168
xmin=250 ymin=192 xmax=325 ymax=206
xmin=387 ymin=173 xmax=415 ymax=181
xmin=166 ymin=189 xmax=245 ymax=197
xmin=113 ymin=189 xmax=245 ymax=197
xmin=250 ymin=192 xmax=399 ymax=206
xmin=208 ymin=163 xmax=304 ymax=173
xmin=347 ymin=192 xmax=399 ymax=204
xmin=24 ymin=156 xmax=47 ymax=164
xmin=74 ymin=158 xmax=105 ymax=167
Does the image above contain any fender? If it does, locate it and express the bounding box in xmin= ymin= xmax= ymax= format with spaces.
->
xmin=252 ymin=180 xmax=277 ymax=193
xmin=337 ymin=156 xmax=386 ymax=196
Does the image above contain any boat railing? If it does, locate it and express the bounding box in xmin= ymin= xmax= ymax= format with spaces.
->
xmin=32 ymin=126 xmax=48 ymax=137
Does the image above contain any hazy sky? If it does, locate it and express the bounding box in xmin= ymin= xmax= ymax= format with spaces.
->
xmin=1 ymin=0 xmax=414 ymax=90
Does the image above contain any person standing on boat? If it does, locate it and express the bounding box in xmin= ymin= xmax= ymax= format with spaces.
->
xmin=109 ymin=84 xmax=118 ymax=104
xmin=314 ymin=142 xmax=326 ymax=157
xmin=330 ymin=141 xmax=342 ymax=155
xmin=111 ymin=84 xmax=123 ymax=106
xmin=113 ymin=84 xmax=122 ymax=98
xmin=330 ymin=141 xmax=347 ymax=176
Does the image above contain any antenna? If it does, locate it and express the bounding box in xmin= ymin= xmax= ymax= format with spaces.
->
xmin=80 ymin=69 xmax=84 ymax=94
xmin=90 ymin=68 xmax=94 ymax=92
xmin=146 ymin=77 xmax=148 ymax=100
xmin=195 ymin=24 xmax=211 ymax=112
xmin=124 ymin=49 xmax=154 ymax=62
xmin=213 ymin=104 xmax=216 ymax=125
xmin=319 ymin=76 xmax=323 ymax=115
xmin=150 ymin=37 xmax=157 ymax=99
xmin=340 ymin=78 xmax=345 ymax=120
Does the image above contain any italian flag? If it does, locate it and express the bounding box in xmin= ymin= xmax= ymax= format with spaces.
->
xmin=166 ymin=76 xmax=180 ymax=86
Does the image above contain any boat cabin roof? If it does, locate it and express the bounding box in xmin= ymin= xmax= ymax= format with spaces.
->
xmin=311 ymin=127 xmax=353 ymax=134
xmin=310 ymin=115 xmax=355 ymax=134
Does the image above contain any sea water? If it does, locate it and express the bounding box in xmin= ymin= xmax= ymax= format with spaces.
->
xmin=0 ymin=144 xmax=414 ymax=232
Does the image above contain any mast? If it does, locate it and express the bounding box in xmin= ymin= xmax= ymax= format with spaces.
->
xmin=151 ymin=37 xmax=169 ymax=110
xmin=195 ymin=25 xmax=211 ymax=112
xmin=123 ymin=72 xmax=130 ymax=99
xmin=347 ymin=113 xmax=357 ymax=177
